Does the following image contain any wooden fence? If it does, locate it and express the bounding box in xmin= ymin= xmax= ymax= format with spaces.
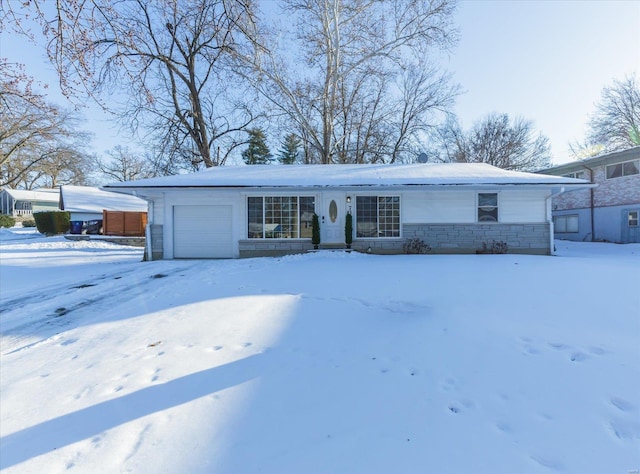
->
xmin=103 ymin=211 xmax=147 ymax=237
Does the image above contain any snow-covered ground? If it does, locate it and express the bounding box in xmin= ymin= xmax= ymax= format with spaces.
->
xmin=1 ymin=227 xmax=639 ymax=473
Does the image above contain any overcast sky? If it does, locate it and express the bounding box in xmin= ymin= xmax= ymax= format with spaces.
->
xmin=2 ymin=0 xmax=639 ymax=165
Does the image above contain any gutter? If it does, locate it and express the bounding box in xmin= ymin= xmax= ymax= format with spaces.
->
xmin=581 ymin=164 xmax=596 ymax=241
xmin=103 ymin=182 xmax=591 ymax=193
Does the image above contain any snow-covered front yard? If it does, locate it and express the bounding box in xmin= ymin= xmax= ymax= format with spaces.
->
xmin=1 ymin=228 xmax=639 ymax=473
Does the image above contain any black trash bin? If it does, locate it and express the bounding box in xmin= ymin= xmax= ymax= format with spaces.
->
xmin=70 ymin=221 xmax=83 ymax=234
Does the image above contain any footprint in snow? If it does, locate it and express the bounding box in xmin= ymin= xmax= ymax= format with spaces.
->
xmin=448 ymin=399 xmax=474 ymax=414
xmin=440 ymin=378 xmax=458 ymax=393
xmin=610 ymin=397 xmax=636 ymax=413
xmin=548 ymin=342 xmax=570 ymax=350
xmin=495 ymin=421 xmax=511 ymax=433
xmin=530 ymin=454 xmax=564 ymax=470
xmin=569 ymin=352 xmax=588 ymax=362
xmin=151 ymin=368 xmax=161 ymax=382
xmin=538 ymin=413 xmax=554 ymax=422
xmin=523 ymin=345 xmax=540 ymax=355
xmin=609 ymin=418 xmax=640 ymax=441
xmin=588 ymin=346 xmax=608 ymax=355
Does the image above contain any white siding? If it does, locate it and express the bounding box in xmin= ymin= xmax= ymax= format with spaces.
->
xmin=403 ymin=191 xmax=476 ymax=223
xmin=150 ymin=193 xmax=165 ymax=225
xmin=500 ymin=190 xmax=549 ymax=223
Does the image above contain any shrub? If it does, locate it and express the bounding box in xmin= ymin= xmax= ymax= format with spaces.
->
xmin=403 ymin=237 xmax=431 ymax=254
xmin=345 ymin=212 xmax=353 ymax=248
xmin=480 ymin=240 xmax=509 ymax=254
xmin=0 ymin=214 xmax=16 ymax=228
xmin=33 ymin=211 xmax=70 ymax=235
xmin=21 ymin=219 xmax=36 ymax=228
xmin=311 ymin=213 xmax=320 ymax=248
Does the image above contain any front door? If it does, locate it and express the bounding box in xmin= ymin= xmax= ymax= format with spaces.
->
xmin=321 ymin=192 xmax=346 ymax=245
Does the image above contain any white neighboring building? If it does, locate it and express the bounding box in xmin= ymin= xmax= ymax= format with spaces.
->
xmin=104 ymin=163 xmax=591 ymax=259
xmin=0 ymin=188 xmax=60 ymax=218
xmin=60 ymin=185 xmax=148 ymax=222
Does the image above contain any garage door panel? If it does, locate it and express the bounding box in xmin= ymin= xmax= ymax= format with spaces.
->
xmin=173 ymin=205 xmax=233 ymax=258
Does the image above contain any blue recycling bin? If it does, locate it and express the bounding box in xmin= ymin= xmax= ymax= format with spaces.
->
xmin=70 ymin=221 xmax=83 ymax=234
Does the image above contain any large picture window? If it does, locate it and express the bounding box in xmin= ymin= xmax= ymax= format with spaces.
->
xmin=248 ymin=196 xmax=315 ymax=239
xmin=554 ymin=214 xmax=579 ymax=233
xmin=606 ymin=159 xmax=639 ymax=179
xmin=356 ymin=196 xmax=400 ymax=238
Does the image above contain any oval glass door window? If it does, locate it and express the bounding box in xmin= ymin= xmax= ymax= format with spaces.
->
xmin=329 ymin=200 xmax=338 ymax=223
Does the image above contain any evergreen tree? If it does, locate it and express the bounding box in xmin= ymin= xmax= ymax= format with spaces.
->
xmin=277 ymin=134 xmax=301 ymax=164
xmin=242 ymin=128 xmax=273 ymax=165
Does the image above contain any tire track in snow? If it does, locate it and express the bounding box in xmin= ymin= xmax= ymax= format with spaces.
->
xmin=1 ymin=263 xmax=202 ymax=355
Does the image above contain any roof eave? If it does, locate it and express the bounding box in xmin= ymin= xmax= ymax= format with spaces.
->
xmin=104 ymin=182 xmax=594 ymax=195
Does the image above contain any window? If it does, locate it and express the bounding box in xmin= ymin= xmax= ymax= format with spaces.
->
xmin=563 ymin=171 xmax=585 ymax=179
xmin=554 ymin=214 xmax=579 ymax=233
xmin=629 ymin=211 xmax=639 ymax=228
xmin=477 ymin=193 xmax=498 ymax=222
xmin=355 ymin=196 xmax=400 ymax=238
xmin=606 ymin=159 xmax=639 ymax=179
xmin=247 ymin=196 xmax=315 ymax=239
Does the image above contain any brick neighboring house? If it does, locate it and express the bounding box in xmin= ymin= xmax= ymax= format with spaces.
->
xmin=538 ymin=147 xmax=640 ymax=243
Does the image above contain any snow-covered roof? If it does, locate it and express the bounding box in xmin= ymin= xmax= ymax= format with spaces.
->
xmin=60 ymin=185 xmax=147 ymax=213
xmin=538 ymin=146 xmax=640 ymax=175
xmin=1 ymin=188 xmax=59 ymax=202
xmin=103 ymin=163 xmax=590 ymax=190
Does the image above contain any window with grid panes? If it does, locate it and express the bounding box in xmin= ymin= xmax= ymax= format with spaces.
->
xmin=355 ymin=196 xmax=400 ymax=238
xmin=247 ymin=196 xmax=315 ymax=238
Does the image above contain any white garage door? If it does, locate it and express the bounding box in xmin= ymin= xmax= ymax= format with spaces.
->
xmin=173 ymin=205 xmax=233 ymax=258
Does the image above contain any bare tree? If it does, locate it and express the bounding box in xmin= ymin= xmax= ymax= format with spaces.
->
xmin=97 ymin=146 xmax=156 ymax=183
xmin=1 ymin=60 xmax=91 ymax=188
xmin=431 ymin=113 xmax=552 ymax=172
xmin=567 ymin=140 xmax=605 ymax=160
xmin=3 ymin=0 xmax=262 ymax=171
xmin=387 ymin=67 xmax=457 ymax=163
xmin=32 ymin=142 xmax=93 ymax=188
xmin=587 ymin=74 xmax=640 ymax=151
xmin=248 ymin=0 xmax=458 ymax=164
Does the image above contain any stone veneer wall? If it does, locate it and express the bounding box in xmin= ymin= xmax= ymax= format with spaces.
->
xmin=150 ymin=224 xmax=164 ymax=260
xmin=350 ymin=223 xmax=551 ymax=255
xmin=238 ymin=223 xmax=551 ymax=257
xmin=239 ymin=239 xmax=315 ymax=258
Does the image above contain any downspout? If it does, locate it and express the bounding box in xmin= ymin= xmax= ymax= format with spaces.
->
xmin=546 ymin=187 xmax=565 ymax=256
xmin=145 ymin=200 xmax=154 ymax=262
xmin=582 ymin=165 xmax=595 ymax=241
